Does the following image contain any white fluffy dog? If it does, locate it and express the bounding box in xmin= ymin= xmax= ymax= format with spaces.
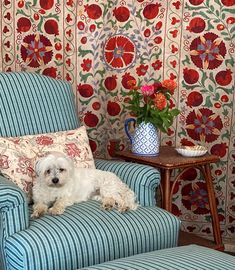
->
xmin=32 ymin=152 xmax=138 ymax=218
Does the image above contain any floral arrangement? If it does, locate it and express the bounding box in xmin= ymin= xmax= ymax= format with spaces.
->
xmin=127 ymin=79 xmax=180 ymax=133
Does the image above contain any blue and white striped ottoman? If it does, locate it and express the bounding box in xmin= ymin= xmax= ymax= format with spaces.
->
xmin=80 ymin=245 xmax=235 ymax=270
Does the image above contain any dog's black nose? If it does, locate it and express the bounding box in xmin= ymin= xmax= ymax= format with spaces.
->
xmin=52 ymin=177 xmax=59 ymax=184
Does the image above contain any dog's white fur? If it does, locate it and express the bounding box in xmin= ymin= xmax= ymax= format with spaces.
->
xmin=32 ymin=152 xmax=138 ymax=218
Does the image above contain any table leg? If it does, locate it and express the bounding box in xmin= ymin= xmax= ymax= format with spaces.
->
xmin=161 ymin=169 xmax=172 ymax=212
xmin=203 ymin=164 xmax=223 ymax=249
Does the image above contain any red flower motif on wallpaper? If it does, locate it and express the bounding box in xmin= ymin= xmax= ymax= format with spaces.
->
xmin=104 ymin=35 xmax=136 ymax=69
xmin=186 ymin=108 xmax=223 ymax=143
xmin=182 ymin=182 xmax=210 ymax=215
xmin=152 ymin=59 xmax=162 ymax=70
xmin=20 ymin=34 xmax=53 ymax=68
xmin=42 ymin=67 xmax=57 ymax=78
xmin=186 ymin=17 xmax=205 ymax=33
xmin=81 ymin=59 xmax=92 ymax=72
xmin=190 ymin=32 xmax=226 ymax=69
xmin=136 ymin=64 xmax=148 ymax=76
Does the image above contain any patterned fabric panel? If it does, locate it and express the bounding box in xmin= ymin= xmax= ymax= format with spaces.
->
xmin=95 ymin=159 xmax=160 ymax=207
xmin=80 ymin=245 xmax=235 ymax=270
xmin=0 ymin=72 xmax=79 ymax=137
xmin=5 ymin=201 xmax=180 ymax=270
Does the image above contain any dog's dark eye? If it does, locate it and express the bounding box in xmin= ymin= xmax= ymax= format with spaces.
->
xmin=59 ymin=168 xmax=65 ymax=172
xmin=46 ymin=169 xmax=51 ymax=174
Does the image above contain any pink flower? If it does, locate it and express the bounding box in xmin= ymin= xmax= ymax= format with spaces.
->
xmin=36 ymin=136 xmax=53 ymax=145
xmin=0 ymin=155 xmax=9 ymax=169
xmin=65 ymin=143 xmax=81 ymax=157
xmin=140 ymin=84 xmax=154 ymax=96
xmin=16 ymin=157 xmax=34 ymax=177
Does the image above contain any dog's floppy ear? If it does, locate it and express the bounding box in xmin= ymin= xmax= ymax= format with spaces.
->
xmin=65 ymin=155 xmax=74 ymax=167
xmin=35 ymin=157 xmax=44 ymax=177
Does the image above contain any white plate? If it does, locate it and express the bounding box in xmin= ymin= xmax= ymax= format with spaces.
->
xmin=176 ymin=146 xmax=207 ymax=157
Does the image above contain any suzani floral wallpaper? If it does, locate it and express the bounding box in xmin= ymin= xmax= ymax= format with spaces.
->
xmin=0 ymin=0 xmax=234 ymax=245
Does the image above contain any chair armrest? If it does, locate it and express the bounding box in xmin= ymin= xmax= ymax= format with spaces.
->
xmin=0 ymin=175 xmax=29 ymax=270
xmin=0 ymin=175 xmax=29 ymax=236
xmin=95 ymin=159 xmax=160 ymax=206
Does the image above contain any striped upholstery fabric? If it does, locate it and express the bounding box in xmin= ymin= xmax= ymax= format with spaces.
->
xmin=95 ymin=159 xmax=160 ymax=206
xmin=0 ymin=176 xmax=29 ymax=270
xmin=80 ymin=245 xmax=235 ymax=270
xmin=0 ymin=72 xmax=79 ymax=137
xmin=0 ymin=176 xmax=29 ymax=235
xmin=5 ymin=200 xmax=180 ymax=270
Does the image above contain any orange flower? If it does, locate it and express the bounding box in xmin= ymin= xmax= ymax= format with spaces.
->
xmin=162 ymin=79 xmax=177 ymax=94
xmin=127 ymin=80 xmax=138 ymax=90
xmin=154 ymin=93 xmax=167 ymax=110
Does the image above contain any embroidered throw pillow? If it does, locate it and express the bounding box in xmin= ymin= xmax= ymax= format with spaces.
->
xmin=0 ymin=126 xmax=95 ymax=199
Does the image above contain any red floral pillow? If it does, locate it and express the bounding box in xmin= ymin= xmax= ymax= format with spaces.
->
xmin=0 ymin=126 xmax=95 ymax=200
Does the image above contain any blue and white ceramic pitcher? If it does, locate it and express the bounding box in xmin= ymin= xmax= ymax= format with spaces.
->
xmin=125 ymin=118 xmax=160 ymax=156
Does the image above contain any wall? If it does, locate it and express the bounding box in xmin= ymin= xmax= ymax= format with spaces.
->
xmin=0 ymin=0 xmax=234 ymax=245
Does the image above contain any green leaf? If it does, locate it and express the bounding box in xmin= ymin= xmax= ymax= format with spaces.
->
xmin=220 ymin=31 xmax=228 ymax=36
xmin=225 ymin=58 xmax=234 ymax=67
xmin=120 ymin=20 xmax=133 ymax=31
xmin=207 ymin=19 xmax=214 ymax=31
xmin=208 ymin=84 xmax=214 ymax=93
xmin=230 ymin=26 xmax=235 ymax=34
xmin=222 ymin=108 xmax=229 ymax=117
xmin=221 ymin=130 xmax=230 ymax=140
xmin=223 ymin=8 xmax=235 ymax=14
xmin=79 ymin=96 xmax=94 ymax=105
xmin=136 ymin=9 xmax=143 ymax=21
xmin=182 ymin=55 xmax=191 ymax=65
xmin=79 ymin=71 xmax=93 ymax=83
xmin=78 ymin=46 xmax=93 ymax=57
xmin=16 ymin=9 xmax=28 ymax=16
xmin=214 ymin=0 xmax=221 ymax=6
xmin=95 ymin=68 xmax=106 ymax=77
xmin=210 ymin=5 xmax=215 ymax=12
xmin=205 ymin=96 xmax=213 ymax=107
xmin=209 ymin=72 xmax=215 ymax=84
xmin=170 ymin=108 xmax=180 ymax=116
xmin=214 ymin=92 xmax=220 ymax=101
xmin=201 ymin=71 xmax=208 ymax=86
xmin=96 ymin=21 xmax=104 ymax=29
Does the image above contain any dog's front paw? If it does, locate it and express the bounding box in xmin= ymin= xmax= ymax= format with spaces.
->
xmin=101 ymin=197 xmax=116 ymax=211
xmin=31 ymin=204 xmax=48 ymax=218
xmin=48 ymin=206 xmax=65 ymax=216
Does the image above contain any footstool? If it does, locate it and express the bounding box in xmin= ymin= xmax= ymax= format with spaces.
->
xmin=80 ymin=245 xmax=235 ymax=270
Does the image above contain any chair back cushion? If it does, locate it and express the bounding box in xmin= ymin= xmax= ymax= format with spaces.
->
xmin=0 ymin=72 xmax=79 ymax=137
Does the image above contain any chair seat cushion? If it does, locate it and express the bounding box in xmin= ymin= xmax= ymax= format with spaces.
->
xmin=80 ymin=245 xmax=235 ymax=270
xmin=5 ymin=200 xmax=180 ymax=270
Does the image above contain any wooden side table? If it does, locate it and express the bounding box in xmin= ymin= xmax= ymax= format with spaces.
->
xmin=115 ymin=146 xmax=223 ymax=250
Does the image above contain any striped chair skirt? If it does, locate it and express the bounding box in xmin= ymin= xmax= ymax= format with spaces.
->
xmin=5 ymin=201 xmax=180 ymax=270
xmin=80 ymin=245 xmax=235 ymax=270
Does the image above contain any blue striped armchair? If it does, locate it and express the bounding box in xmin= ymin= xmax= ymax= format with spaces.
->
xmin=0 ymin=72 xmax=180 ymax=270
